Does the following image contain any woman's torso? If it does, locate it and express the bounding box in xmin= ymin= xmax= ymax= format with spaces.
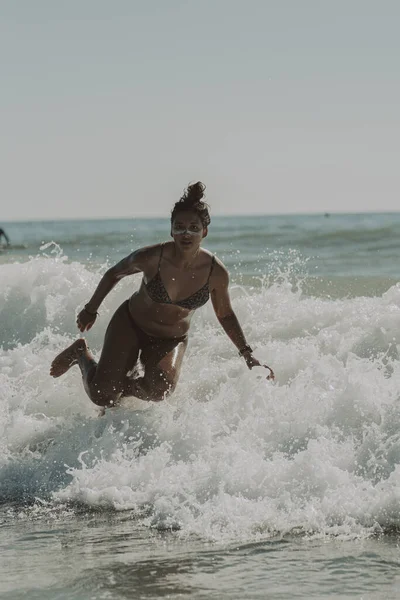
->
xmin=128 ymin=242 xmax=215 ymax=338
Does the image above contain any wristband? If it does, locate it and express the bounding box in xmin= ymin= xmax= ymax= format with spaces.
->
xmin=84 ymin=304 xmax=99 ymax=316
xmin=238 ymin=344 xmax=253 ymax=357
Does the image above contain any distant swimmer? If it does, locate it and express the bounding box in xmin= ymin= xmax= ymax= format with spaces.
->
xmin=50 ymin=182 xmax=275 ymax=409
xmin=0 ymin=227 xmax=10 ymax=246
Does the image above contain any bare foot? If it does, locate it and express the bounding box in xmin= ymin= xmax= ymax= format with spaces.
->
xmin=50 ymin=339 xmax=87 ymax=378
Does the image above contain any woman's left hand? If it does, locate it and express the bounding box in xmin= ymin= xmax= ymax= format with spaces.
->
xmin=243 ymin=352 xmax=262 ymax=370
xmin=244 ymin=352 xmax=275 ymax=380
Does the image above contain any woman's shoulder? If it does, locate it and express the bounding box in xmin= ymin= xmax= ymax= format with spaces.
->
xmin=202 ymin=250 xmax=228 ymax=280
xmin=135 ymin=242 xmax=164 ymax=259
xmin=128 ymin=243 xmax=165 ymax=270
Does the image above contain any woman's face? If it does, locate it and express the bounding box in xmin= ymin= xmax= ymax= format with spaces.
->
xmin=171 ymin=211 xmax=206 ymax=251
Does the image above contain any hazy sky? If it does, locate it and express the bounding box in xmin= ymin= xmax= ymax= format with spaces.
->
xmin=1 ymin=0 xmax=399 ymax=221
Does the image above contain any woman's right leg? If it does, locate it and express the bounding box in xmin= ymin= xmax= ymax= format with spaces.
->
xmin=50 ymin=301 xmax=140 ymax=407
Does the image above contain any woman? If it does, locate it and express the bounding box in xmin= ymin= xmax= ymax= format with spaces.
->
xmin=50 ymin=182 xmax=274 ymax=407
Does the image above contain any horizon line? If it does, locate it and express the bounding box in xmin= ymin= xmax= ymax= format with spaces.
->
xmin=3 ymin=209 xmax=400 ymax=225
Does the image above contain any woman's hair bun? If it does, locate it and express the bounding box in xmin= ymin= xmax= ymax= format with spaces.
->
xmin=171 ymin=181 xmax=211 ymax=227
xmin=186 ymin=181 xmax=206 ymax=204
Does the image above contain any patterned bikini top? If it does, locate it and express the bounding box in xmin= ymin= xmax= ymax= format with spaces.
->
xmin=145 ymin=245 xmax=215 ymax=310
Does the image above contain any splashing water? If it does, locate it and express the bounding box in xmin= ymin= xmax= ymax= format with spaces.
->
xmin=2 ymin=247 xmax=400 ymax=545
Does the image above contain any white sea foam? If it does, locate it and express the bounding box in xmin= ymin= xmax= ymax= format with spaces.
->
xmin=2 ymin=255 xmax=400 ymax=541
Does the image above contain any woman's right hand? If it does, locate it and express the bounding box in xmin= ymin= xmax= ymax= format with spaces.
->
xmin=76 ymin=308 xmax=97 ymax=332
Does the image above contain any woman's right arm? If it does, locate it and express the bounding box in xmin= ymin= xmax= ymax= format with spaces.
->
xmin=85 ymin=248 xmax=148 ymax=312
xmin=77 ymin=247 xmax=150 ymax=331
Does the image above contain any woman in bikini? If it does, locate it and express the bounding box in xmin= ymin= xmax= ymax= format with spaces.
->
xmin=50 ymin=182 xmax=274 ymax=407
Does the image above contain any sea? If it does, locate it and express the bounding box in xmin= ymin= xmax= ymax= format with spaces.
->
xmin=1 ymin=213 xmax=400 ymax=599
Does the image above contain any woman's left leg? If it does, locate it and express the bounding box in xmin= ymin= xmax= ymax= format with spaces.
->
xmin=123 ymin=336 xmax=188 ymax=402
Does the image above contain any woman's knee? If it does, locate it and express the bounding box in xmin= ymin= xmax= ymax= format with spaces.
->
xmin=146 ymin=376 xmax=176 ymax=402
xmin=86 ymin=379 xmax=122 ymax=407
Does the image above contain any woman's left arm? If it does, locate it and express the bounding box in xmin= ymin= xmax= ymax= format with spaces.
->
xmin=210 ymin=264 xmax=274 ymax=378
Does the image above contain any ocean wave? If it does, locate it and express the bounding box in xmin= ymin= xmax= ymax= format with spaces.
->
xmin=2 ymin=257 xmax=400 ymax=541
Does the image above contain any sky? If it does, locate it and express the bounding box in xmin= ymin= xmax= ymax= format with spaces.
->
xmin=1 ymin=0 xmax=399 ymax=221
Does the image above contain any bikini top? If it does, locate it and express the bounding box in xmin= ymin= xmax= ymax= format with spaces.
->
xmin=145 ymin=245 xmax=215 ymax=310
